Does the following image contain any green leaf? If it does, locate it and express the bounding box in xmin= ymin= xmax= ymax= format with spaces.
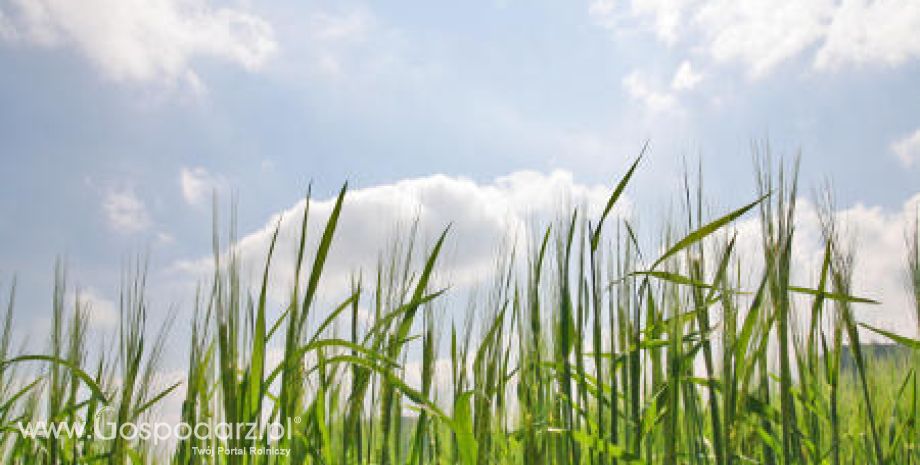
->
xmin=300 ymin=182 xmax=348 ymax=327
xmin=132 ymin=381 xmax=182 ymax=420
xmin=248 ymin=218 xmax=281 ymax=422
xmin=452 ymin=391 xmax=478 ymax=465
xmin=631 ymin=270 xmax=744 ymax=294
xmin=1 ymin=355 xmax=108 ymax=403
xmin=547 ymin=428 xmax=644 ymax=463
xmin=858 ymin=323 xmax=920 ymax=350
xmin=789 ymin=286 xmax=879 ymax=305
xmin=592 ymin=147 xmax=645 ymax=251
xmin=651 ymin=193 xmax=768 ymax=269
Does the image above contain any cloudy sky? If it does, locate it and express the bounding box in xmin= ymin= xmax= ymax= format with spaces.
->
xmin=1 ymin=0 xmax=920 ymax=348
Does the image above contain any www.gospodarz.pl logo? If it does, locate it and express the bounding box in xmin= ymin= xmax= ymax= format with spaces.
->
xmin=16 ymin=407 xmax=299 ymax=446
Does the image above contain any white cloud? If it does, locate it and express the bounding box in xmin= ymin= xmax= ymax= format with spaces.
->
xmin=729 ymin=194 xmax=920 ymax=339
xmin=822 ymin=197 xmax=920 ymax=335
xmin=671 ymin=60 xmax=703 ymax=91
xmin=102 ymin=187 xmax=150 ymax=234
xmin=593 ymin=0 xmax=920 ymax=77
xmin=622 ymin=70 xmax=677 ymax=113
xmin=693 ymin=0 xmax=833 ymax=77
xmin=180 ymin=166 xmax=224 ymax=206
xmin=590 ymin=0 xmax=694 ymax=45
xmin=891 ymin=129 xmax=920 ymax=168
xmin=816 ymin=0 xmax=920 ymax=70
xmin=166 ymin=169 xmax=920 ymax=343
xmin=170 ymin=170 xmax=628 ymax=303
xmin=0 ymin=0 xmax=277 ymax=87
xmin=0 ymin=9 xmax=14 ymax=40
xmin=622 ymin=60 xmax=702 ymax=113
xmin=78 ymin=287 xmax=118 ymax=329
xmin=631 ymin=0 xmax=695 ymax=45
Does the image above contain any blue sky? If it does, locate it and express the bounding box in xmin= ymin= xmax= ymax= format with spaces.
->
xmin=1 ymin=0 xmax=920 ymax=341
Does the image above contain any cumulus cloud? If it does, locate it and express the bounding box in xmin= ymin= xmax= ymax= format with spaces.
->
xmin=729 ymin=194 xmax=920 ymax=338
xmin=102 ymin=187 xmax=150 ymax=234
xmin=832 ymin=197 xmax=920 ymax=335
xmin=671 ymin=60 xmax=703 ymax=91
xmin=631 ymin=0 xmax=694 ymax=45
xmin=623 ymin=60 xmax=701 ymax=113
xmin=170 ymin=170 xmax=627 ymax=303
xmin=891 ymin=128 xmax=920 ymax=168
xmin=0 ymin=0 xmax=277 ymax=87
xmin=591 ymin=0 xmax=920 ymax=77
xmin=180 ymin=166 xmax=224 ymax=206
xmin=78 ymin=287 xmax=118 ymax=329
xmin=694 ymin=0 xmax=832 ymax=77
xmin=166 ymin=169 xmax=920 ymax=344
xmin=622 ymin=70 xmax=677 ymax=113
xmin=816 ymin=0 xmax=920 ymax=70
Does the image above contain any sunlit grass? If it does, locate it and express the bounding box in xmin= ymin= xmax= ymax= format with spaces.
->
xmin=1 ymin=153 xmax=918 ymax=465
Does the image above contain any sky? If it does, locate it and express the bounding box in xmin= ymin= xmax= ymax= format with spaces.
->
xmin=1 ymin=0 xmax=920 ymax=352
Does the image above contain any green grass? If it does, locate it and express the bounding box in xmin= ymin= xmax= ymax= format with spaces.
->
xmin=1 ymin=154 xmax=919 ymax=464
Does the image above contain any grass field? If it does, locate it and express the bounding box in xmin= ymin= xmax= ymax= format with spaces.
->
xmin=1 ymin=156 xmax=918 ymax=464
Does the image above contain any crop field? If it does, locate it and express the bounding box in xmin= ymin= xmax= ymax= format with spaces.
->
xmin=1 ymin=157 xmax=918 ymax=465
